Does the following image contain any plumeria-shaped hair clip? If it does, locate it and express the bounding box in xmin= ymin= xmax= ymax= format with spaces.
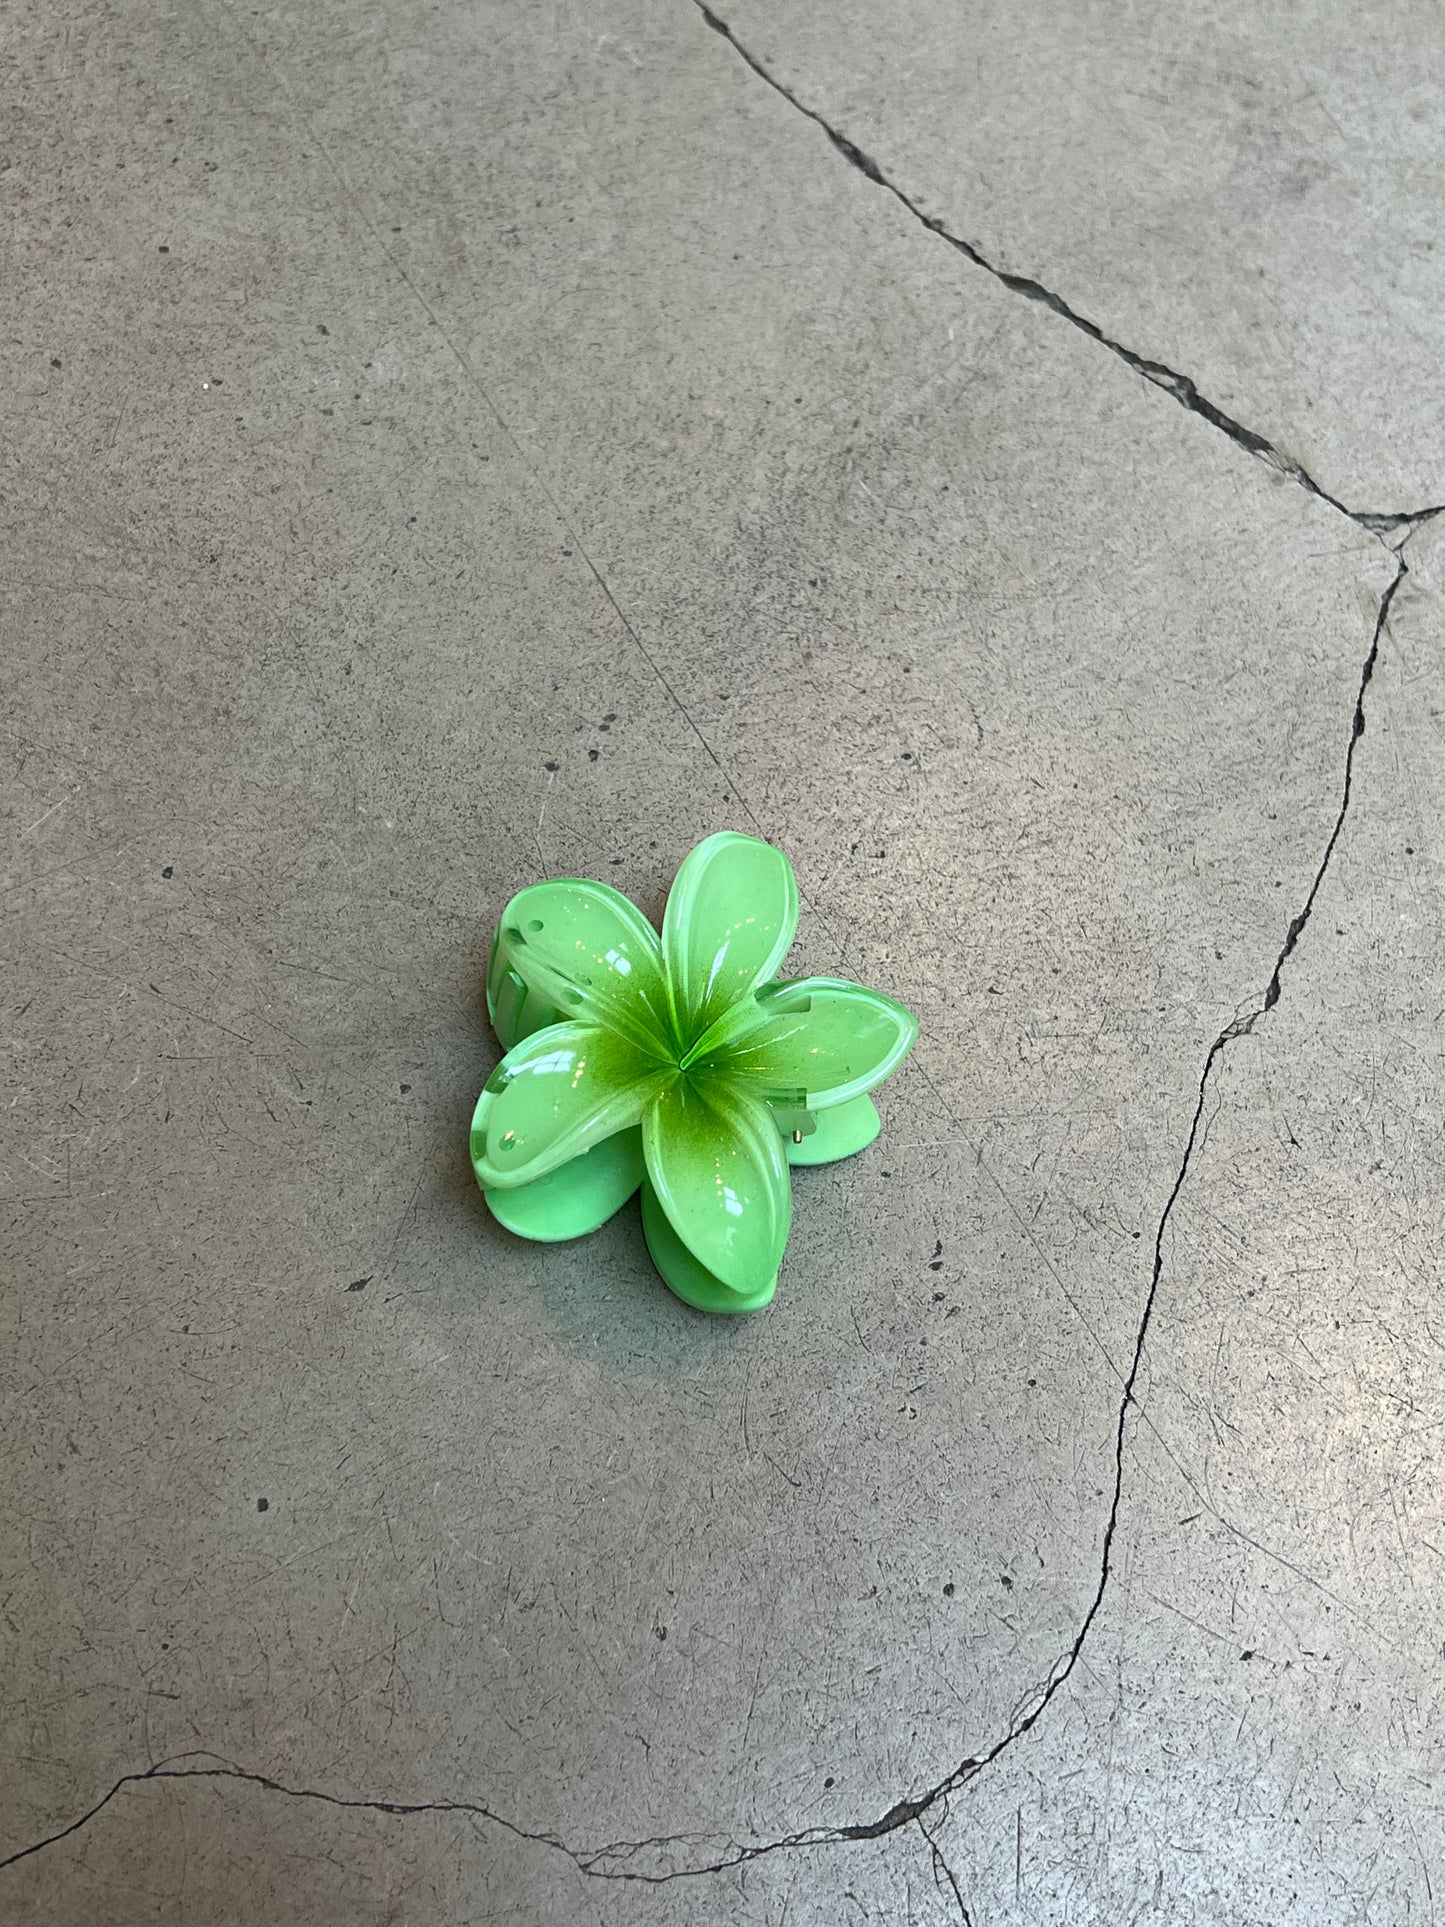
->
xmin=472 ymin=833 xmax=917 ymax=1313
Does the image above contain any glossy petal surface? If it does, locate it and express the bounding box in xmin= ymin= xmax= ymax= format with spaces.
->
xmin=472 ymin=1024 xmax=667 ymax=1188
xmin=662 ymin=832 xmax=798 ymax=1044
xmin=692 ymin=976 xmax=918 ymax=1110
xmin=640 ymin=1178 xmax=776 ymax=1314
xmin=497 ymin=878 xmax=674 ymax=1056
xmin=643 ymin=1076 xmax=791 ymax=1296
xmin=483 ymin=1128 xmax=644 ymax=1242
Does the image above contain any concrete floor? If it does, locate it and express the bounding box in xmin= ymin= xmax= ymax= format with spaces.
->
xmin=3 ymin=2 xmax=1441 ymax=1921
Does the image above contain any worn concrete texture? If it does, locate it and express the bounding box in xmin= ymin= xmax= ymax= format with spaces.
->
xmin=0 ymin=2 xmax=1438 ymax=1922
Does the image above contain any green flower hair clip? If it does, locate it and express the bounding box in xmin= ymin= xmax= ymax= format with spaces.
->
xmin=472 ymin=832 xmax=917 ymax=1313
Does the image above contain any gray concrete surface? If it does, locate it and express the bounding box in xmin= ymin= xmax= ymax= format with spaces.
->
xmin=715 ymin=0 xmax=1445 ymax=516
xmin=0 ymin=2 xmax=1438 ymax=1922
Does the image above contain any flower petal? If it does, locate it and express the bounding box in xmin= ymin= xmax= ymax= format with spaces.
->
xmin=785 ymin=1093 xmax=881 ymax=1165
xmin=662 ymin=833 xmax=798 ymax=1043
xmin=690 ymin=976 xmax=917 ymax=1110
xmin=496 ymin=878 xmax=674 ymax=1056
xmin=642 ymin=1076 xmax=791 ymax=1297
xmin=640 ymin=1177 xmax=776 ymax=1314
xmin=483 ymin=1128 xmax=645 ymax=1242
xmin=487 ymin=931 xmax=565 ymax=1053
xmin=472 ymin=1024 xmax=668 ymax=1188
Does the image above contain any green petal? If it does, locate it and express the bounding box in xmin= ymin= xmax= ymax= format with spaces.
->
xmin=640 ymin=1178 xmax=776 ymax=1314
xmin=662 ymin=833 xmax=798 ymax=1044
xmin=785 ymin=1093 xmax=881 ymax=1165
xmin=483 ymin=1128 xmax=644 ymax=1242
xmin=496 ymin=878 xmax=674 ymax=1057
xmin=487 ymin=929 xmax=565 ymax=1053
xmin=690 ymin=976 xmax=917 ymax=1110
xmin=472 ymin=1025 xmax=668 ymax=1188
xmin=642 ymin=1076 xmax=791 ymax=1297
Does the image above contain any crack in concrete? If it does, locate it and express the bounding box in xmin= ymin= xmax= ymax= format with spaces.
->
xmin=919 ymin=1808 xmax=973 ymax=1923
xmin=692 ymin=0 xmax=1444 ymax=537
xmin=0 ymin=1756 xmax=575 ymax=1877
xmin=1 ymin=555 xmax=1410 ymax=1899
